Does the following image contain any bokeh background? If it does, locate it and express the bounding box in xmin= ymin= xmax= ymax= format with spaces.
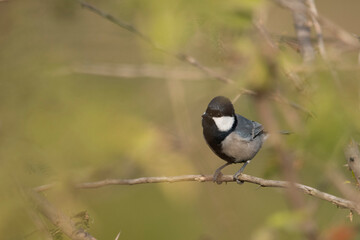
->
xmin=1 ymin=0 xmax=360 ymax=239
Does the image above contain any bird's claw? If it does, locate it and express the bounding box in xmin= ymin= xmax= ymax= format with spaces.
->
xmin=213 ymin=171 xmax=223 ymax=185
xmin=233 ymin=174 xmax=244 ymax=184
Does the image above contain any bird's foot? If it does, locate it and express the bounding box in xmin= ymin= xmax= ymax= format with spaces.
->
xmin=232 ymin=161 xmax=249 ymax=184
xmin=213 ymin=170 xmax=224 ymax=185
xmin=213 ymin=162 xmax=233 ymax=184
xmin=233 ymin=173 xmax=244 ymax=184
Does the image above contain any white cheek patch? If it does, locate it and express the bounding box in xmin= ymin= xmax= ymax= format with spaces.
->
xmin=212 ymin=116 xmax=235 ymax=132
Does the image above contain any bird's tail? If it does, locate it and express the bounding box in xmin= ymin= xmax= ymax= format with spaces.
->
xmin=279 ymin=130 xmax=292 ymax=135
xmin=263 ymin=130 xmax=292 ymax=141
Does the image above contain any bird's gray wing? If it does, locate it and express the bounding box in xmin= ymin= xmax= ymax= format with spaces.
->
xmin=234 ymin=114 xmax=264 ymax=141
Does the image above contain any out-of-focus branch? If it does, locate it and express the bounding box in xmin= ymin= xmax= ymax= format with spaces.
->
xmin=25 ymin=208 xmax=53 ymax=240
xmin=291 ymin=0 xmax=315 ymax=63
xmin=29 ymin=191 xmax=97 ymax=240
xmin=270 ymin=0 xmax=314 ymax=63
xmin=77 ymin=0 xmax=256 ymax=88
xmin=72 ymin=63 xmax=218 ymax=81
xmin=78 ymin=0 xmax=156 ymax=48
xmin=327 ymin=169 xmax=360 ymax=206
xmin=175 ymin=54 xmax=235 ymax=84
xmin=33 ymin=183 xmax=55 ymax=193
xmin=263 ymin=0 xmax=343 ymax=90
xmin=34 ymin=174 xmax=360 ymax=215
xmin=306 ymin=0 xmax=326 ymax=59
xmin=253 ymin=20 xmax=316 ymax=121
xmin=305 ymin=0 xmax=342 ymax=87
xmin=271 ymin=0 xmax=360 ymax=49
xmin=270 ymin=93 xmax=315 ymax=118
xmin=115 ymin=232 xmax=121 ymax=240
xmin=253 ymin=20 xmax=278 ymax=50
xmin=345 ymin=139 xmax=360 ymax=186
xmin=247 ymin=26 xmax=316 ymax=234
xmin=317 ymin=16 xmax=360 ymax=50
xmin=254 ymin=20 xmax=307 ymax=91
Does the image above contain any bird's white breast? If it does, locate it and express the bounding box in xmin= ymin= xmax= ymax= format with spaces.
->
xmin=212 ymin=116 xmax=235 ymax=132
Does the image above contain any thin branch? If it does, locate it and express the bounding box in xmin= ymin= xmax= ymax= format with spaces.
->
xmin=25 ymin=207 xmax=53 ymax=240
xmin=78 ymin=0 xmax=156 ymax=48
xmin=77 ymin=0 xmax=257 ymax=88
xmin=306 ymin=0 xmax=327 ymax=58
xmin=270 ymin=93 xmax=315 ymax=118
xmin=271 ymin=0 xmax=360 ymax=49
xmin=29 ymin=191 xmax=97 ymax=240
xmin=33 ymin=183 xmax=55 ymax=192
xmin=72 ymin=63 xmax=216 ymax=81
xmin=307 ymin=0 xmax=342 ymax=87
xmin=176 ymin=54 xmax=234 ymax=84
xmin=253 ymin=20 xmax=278 ymax=51
xmin=345 ymin=139 xmax=360 ymax=187
xmin=114 ymin=232 xmax=121 ymax=240
xmin=270 ymin=0 xmax=314 ymax=62
xmin=317 ymin=16 xmax=360 ymax=50
xmin=291 ymin=0 xmax=315 ymax=63
xmin=282 ymin=69 xmax=307 ymax=92
xmin=271 ymin=0 xmax=343 ymax=86
xmin=35 ymin=174 xmax=360 ymax=215
xmin=254 ymin=19 xmax=310 ymax=94
xmin=327 ymin=169 xmax=360 ymax=206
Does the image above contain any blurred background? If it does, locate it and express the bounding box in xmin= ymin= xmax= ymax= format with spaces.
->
xmin=1 ymin=0 xmax=360 ymax=239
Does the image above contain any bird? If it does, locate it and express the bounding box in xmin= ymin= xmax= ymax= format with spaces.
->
xmin=201 ymin=96 xmax=267 ymax=184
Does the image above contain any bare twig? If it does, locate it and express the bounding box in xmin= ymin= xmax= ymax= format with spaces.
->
xmin=317 ymin=16 xmax=360 ymax=50
xmin=270 ymin=0 xmax=314 ymax=62
xmin=78 ymin=0 xmax=156 ymax=47
xmin=327 ymin=169 xmax=360 ymax=205
xmin=271 ymin=0 xmax=360 ymax=49
xmin=253 ymin=19 xmax=316 ymax=120
xmin=114 ymin=231 xmax=121 ymax=240
xmin=306 ymin=0 xmax=342 ymax=87
xmin=271 ymin=0 xmax=343 ymax=87
xmin=33 ymin=183 xmax=55 ymax=192
xmin=29 ymin=191 xmax=97 ymax=240
xmin=254 ymin=19 xmax=311 ymax=93
xmin=72 ymin=63 xmax=215 ymax=81
xmin=345 ymin=139 xmax=360 ymax=186
xmin=25 ymin=208 xmax=53 ymax=240
xmin=77 ymin=0 xmax=257 ymax=89
xmin=271 ymin=0 xmax=307 ymax=12
xmin=176 ymin=54 xmax=234 ymax=84
xmin=282 ymin=69 xmax=307 ymax=92
xmin=253 ymin=20 xmax=278 ymax=51
xmin=291 ymin=0 xmax=315 ymax=63
xmin=34 ymin=174 xmax=360 ymax=214
xmin=270 ymin=93 xmax=315 ymax=118
xmin=306 ymin=0 xmax=327 ymax=58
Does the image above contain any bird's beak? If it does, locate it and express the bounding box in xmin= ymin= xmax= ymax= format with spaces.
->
xmin=202 ymin=112 xmax=207 ymax=118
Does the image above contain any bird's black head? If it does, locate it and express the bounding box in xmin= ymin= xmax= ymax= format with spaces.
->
xmin=202 ymin=95 xmax=236 ymax=136
xmin=203 ymin=96 xmax=235 ymax=118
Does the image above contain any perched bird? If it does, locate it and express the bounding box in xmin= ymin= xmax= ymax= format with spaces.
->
xmin=202 ymin=96 xmax=267 ymax=183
